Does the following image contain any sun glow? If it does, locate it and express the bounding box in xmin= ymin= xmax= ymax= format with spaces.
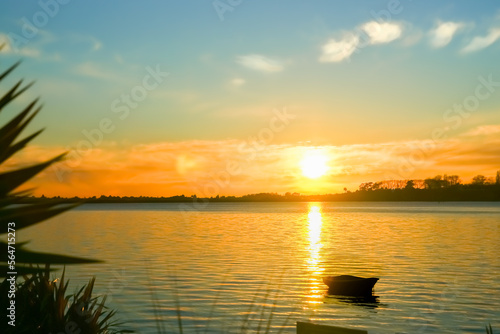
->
xmin=300 ymin=151 xmax=328 ymax=179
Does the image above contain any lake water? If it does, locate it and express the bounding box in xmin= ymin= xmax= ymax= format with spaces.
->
xmin=19 ymin=202 xmax=500 ymax=333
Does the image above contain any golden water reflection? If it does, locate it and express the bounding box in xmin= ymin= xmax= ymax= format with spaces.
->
xmin=306 ymin=204 xmax=325 ymax=305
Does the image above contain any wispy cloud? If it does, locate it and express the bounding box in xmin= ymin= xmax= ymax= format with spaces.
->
xmin=115 ymin=54 xmax=125 ymax=64
xmin=0 ymin=32 xmax=41 ymax=58
xmin=67 ymin=33 xmax=102 ymax=52
xmin=92 ymin=39 xmax=102 ymax=51
xmin=462 ymin=28 xmax=500 ymax=53
xmin=73 ymin=61 xmax=121 ymax=81
xmin=230 ymin=78 xmax=246 ymax=87
xmin=236 ymin=54 xmax=284 ymax=73
xmin=319 ymin=33 xmax=359 ymax=63
xmin=360 ymin=21 xmax=403 ymax=44
xmin=14 ymin=124 xmax=500 ymax=197
xmin=0 ymin=30 xmax=64 ymax=62
xmin=430 ymin=21 xmax=465 ymax=48
xmin=463 ymin=124 xmax=500 ymax=136
xmin=320 ymin=21 xmax=403 ymax=63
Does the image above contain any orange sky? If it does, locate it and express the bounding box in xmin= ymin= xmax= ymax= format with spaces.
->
xmin=8 ymin=123 xmax=499 ymax=197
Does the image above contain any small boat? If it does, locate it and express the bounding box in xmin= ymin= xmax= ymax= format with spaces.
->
xmin=323 ymin=275 xmax=379 ymax=296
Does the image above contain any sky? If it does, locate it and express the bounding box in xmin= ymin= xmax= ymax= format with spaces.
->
xmin=1 ymin=0 xmax=500 ymax=197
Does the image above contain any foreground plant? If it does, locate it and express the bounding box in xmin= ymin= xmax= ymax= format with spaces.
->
xmin=0 ymin=49 xmax=131 ymax=333
xmin=1 ymin=265 xmax=132 ymax=334
xmin=0 ymin=48 xmax=101 ymax=273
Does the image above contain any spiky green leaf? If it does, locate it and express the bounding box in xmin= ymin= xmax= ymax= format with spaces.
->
xmin=0 ymin=241 xmax=102 ymax=265
xmin=0 ymin=60 xmax=21 ymax=82
xmin=0 ymin=153 xmax=66 ymax=196
xmin=0 ymin=201 xmax=80 ymax=231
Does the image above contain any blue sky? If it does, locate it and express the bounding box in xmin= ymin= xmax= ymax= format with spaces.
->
xmin=1 ymin=1 xmax=500 ymax=196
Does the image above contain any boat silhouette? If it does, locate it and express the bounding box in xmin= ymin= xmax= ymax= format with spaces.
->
xmin=323 ymin=275 xmax=379 ymax=296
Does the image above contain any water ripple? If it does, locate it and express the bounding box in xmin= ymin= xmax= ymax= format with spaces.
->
xmin=19 ymin=202 xmax=500 ymax=333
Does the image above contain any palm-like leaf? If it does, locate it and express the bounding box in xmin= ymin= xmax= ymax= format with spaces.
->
xmin=0 ymin=49 xmax=98 ymax=271
xmin=0 ymin=195 xmax=78 ymax=229
xmin=0 ymin=46 xmax=130 ymax=333
xmin=0 ymin=241 xmax=101 ymax=264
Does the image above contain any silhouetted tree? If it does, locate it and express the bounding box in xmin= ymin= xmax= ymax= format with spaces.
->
xmin=359 ymin=182 xmax=374 ymax=191
xmin=424 ymin=175 xmax=444 ymax=189
xmin=472 ymin=175 xmax=487 ymax=185
xmin=444 ymin=174 xmax=460 ymax=186
xmin=496 ymin=171 xmax=500 ymax=185
xmin=443 ymin=174 xmax=450 ymax=187
xmin=404 ymin=180 xmax=415 ymax=190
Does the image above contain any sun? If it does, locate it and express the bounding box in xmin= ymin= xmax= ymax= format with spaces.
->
xmin=300 ymin=151 xmax=328 ymax=179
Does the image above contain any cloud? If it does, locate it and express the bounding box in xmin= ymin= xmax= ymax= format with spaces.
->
xmin=0 ymin=33 xmax=11 ymax=51
xmin=236 ymin=54 xmax=284 ymax=72
xmin=73 ymin=61 xmax=122 ymax=81
xmin=78 ymin=35 xmax=101 ymax=51
xmin=319 ymin=21 xmax=404 ymax=63
xmin=14 ymin=127 xmax=500 ymax=197
xmin=91 ymin=39 xmax=102 ymax=51
xmin=230 ymin=78 xmax=246 ymax=87
xmin=0 ymin=30 xmax=64 ymax=61
xmin=92 ymin=40 xmax=102 ymax=51
xmin=0 ymin=32 xmax=41 ymax=58
xmin=430 ymin=21 xmax=464 ymax=48
xmin=360 ymin=21 xmax=403 ymax=44
xmin=66 ymin=33 xmax=102 ymax=52
xmin=462 ymin=28 xmax=500 ymax=53
xmin=463 ymin=124 xmax=500 ymax=136
xmin=319 ymin=33 xmax=359 ymax=63
xmin=115 ymin=54 xmax=125 ymax=64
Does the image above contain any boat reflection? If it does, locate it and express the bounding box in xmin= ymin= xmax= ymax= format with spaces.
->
xmin=305 ymin=204 xmax=324 ymax=305
xmin=324 ymin=294 xmax=380 ymax=309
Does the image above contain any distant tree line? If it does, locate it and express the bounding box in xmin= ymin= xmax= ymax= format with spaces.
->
xmin=358 ymin=172 xmax=500 ymax=192
xmin=20 ymin=171 xmax=500 ymax=203
xmin=349 ymin=171 xmax=500 ymax=201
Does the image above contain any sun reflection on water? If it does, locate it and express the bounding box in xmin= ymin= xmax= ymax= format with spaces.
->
xmin=306 ymin=204 xmax=325 ymax=305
